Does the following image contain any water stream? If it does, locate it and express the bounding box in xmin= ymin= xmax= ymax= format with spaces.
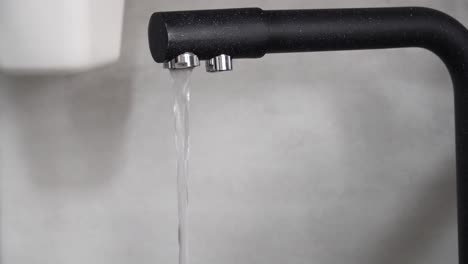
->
xmin=171 ymin=68 xmax=193 ymax=264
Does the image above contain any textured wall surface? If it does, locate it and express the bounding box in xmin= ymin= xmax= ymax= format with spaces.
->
xmin=1 ymin=0 xmax=466 ymax=263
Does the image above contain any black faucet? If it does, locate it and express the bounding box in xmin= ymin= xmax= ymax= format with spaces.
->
xmin=148 ymin=7 xmax=468 ymax=262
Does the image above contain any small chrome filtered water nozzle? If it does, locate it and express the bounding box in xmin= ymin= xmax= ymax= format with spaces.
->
xmin=206 ymin=54 xmax=233 ymax=72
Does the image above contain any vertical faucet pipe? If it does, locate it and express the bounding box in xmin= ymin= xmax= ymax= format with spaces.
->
xmin=149 ymin=7 xmax=468 ymax=262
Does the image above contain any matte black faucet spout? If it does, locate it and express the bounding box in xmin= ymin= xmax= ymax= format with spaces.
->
xmin=148 ymin=7 xmax=468 ymax=262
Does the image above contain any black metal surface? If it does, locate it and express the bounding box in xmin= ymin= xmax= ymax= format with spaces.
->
xmin=148 ymin=6 xmax=468 ymax=262
xmin=148 ymin=8 xmax=268 ymax=62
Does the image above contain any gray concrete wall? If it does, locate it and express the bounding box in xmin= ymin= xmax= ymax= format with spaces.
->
xmin=1 ymin=0 xmax=466 ymax=263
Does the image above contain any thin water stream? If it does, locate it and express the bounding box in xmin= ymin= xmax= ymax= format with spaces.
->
xmin=171 ymin=68 xmax=193 ymax=264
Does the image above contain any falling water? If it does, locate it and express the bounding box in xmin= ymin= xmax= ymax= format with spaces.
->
xmin=171 ymin=68 xmax=193 ymax=264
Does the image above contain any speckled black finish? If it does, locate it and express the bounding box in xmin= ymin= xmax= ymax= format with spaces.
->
xmin=148 ymin=8 xmax=268 ymax=62
xmin=148 ymin=6 xmax=468 ymax=262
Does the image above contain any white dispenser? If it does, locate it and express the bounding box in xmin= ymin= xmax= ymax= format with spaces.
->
xmin=0 ymin=0 xmax=125 ymax=74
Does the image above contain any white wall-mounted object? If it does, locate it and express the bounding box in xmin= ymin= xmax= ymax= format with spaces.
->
xmin=0 ymin=0 xmax=125 ymax=74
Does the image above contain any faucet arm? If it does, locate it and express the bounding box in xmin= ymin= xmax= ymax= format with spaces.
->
xmin=268 ymin=8 xmax=468 ymax=263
